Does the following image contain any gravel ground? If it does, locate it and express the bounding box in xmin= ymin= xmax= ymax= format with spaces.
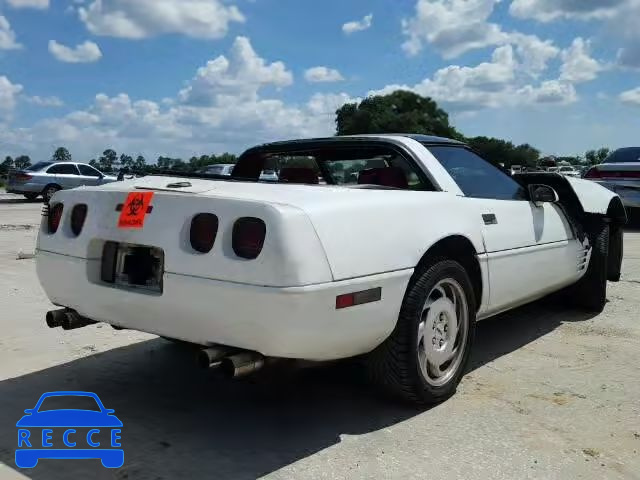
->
xmin=0 ymin=194 xmax=639 ymax=480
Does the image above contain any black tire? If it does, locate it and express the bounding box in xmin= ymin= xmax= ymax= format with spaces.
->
xmin=608 ymin=226 xmax=623 ymax=282
xmin=23 ymin=193 xmax=39 ymax=201
xmin=366 ymin=259 xmax=476 ymax=405
xmin=570 ymin=223 xmax=609 ymax=312
xmin=42 ymin=184 xmax=60 ymax=203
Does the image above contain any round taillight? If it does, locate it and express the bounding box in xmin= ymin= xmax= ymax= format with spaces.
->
xmin=48 ymin=203 xmax=64 ymax=234
xmin=190 ymin=213 xmax=219 ymax=253
xmin=232 ymin=217 xmax=266 ymax=259
xmin=70 ymin=204 xmax=88 ymax=237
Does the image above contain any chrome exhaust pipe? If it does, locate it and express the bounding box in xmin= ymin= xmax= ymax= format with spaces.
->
xmin=197 ymin=347 xmax=232 ymax=369
xmin=61 ymin=310 xmax=95 ymax=331
xmin=46 ymin=309 xmax=67 ymax=328
xmin=220 ymin=352 xmax=265 ymax=378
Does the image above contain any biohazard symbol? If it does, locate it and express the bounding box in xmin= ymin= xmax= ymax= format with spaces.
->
xmin=118 ymin=192 xmax=154 ymax=229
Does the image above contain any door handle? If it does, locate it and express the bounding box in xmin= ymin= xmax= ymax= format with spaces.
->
xmin=482 ymin=214 xmax=497 ymax=225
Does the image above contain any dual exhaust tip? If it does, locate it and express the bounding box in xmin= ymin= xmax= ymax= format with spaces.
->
xmin=46 ymin=309 xmax=264 ymax=379
xmin=198 ymin=347 xmax=264 ymax=378
xmin=46 ymin=309 xmax=95 ymax=331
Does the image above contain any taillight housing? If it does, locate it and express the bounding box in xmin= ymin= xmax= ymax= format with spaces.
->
xmin=584 ymin=168 xmax=601 ymax=179
xmin=232 ymin=217 xmax=266 ymax=259
xmin=190 ymin=213 xmax=219 ymax=253
xmin=70 ymin=204 xmax=88 ymax=237
xmin=14 ymin=173 xmax=33 ymax=182
xmin=48 ymin=203 xmax=64 ymax=234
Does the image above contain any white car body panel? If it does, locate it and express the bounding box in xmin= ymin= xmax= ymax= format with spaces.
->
xmin=35 ymin=135 xmax=623 ymax=361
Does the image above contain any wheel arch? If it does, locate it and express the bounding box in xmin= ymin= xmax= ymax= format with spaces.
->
xmin=41 ymin=182 xmax=62 ymax=192
xmin=413 ymin=235 xmax=483 ymax=311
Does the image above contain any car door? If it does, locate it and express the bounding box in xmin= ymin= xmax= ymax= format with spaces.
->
xmin=427 ymin=146 xmax=582 ymax=314
xmin=46 ymin=163 xmax=82 ymax=189
xmin=77 ymin=164 xmax=104 ymax=186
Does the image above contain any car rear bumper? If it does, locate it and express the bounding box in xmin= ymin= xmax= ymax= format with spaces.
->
xmin=36 ymin=250 xmax=412 ymax=360
xmin=6 ymin=182 xmax=44 ymax=194
xmin=595 ymin=181 xmax=640 ymax=208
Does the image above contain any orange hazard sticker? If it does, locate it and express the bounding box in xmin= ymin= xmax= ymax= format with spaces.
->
xmin=118 ymin=192 xmax=154 ymax=229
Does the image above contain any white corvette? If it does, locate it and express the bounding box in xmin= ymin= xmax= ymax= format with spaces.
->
xmin=36 ymin=135 xmax=626 ymax=404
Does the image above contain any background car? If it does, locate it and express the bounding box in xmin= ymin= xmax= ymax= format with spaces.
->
xmin=6 ymin=162 xmax=117 ymax=202
xmin=197 ymin=164 xmax=235 ymax=177
xmin=558 ymin=165 xmax=581 ymax=177
xmin=584 ymin=147 xmax=640 ymax=212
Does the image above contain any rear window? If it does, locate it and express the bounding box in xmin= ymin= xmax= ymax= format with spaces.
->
xmin=27 ymin=162 xmax=53 ymax=171
xmin=605 ymin=148 xmax=640 ymax=163
xmin=233 ymin=145 xmax=430 ymax=190
xmin=38 ymin=395 xmax=101 ymax=412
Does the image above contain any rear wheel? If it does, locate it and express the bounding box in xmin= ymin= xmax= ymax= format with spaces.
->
xmin=570 ymin=223 xmax=609 ymax=312
xmin=366 ymin=259 xmax=476 ymax=405
xmin=42 ymin=184 xmax=60 ymax=203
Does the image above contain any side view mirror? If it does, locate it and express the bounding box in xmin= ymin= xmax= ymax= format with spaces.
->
xmin=528 ymin=184 xmax=559 ymax=205
xmin=105 ymin=409 xmax=115 ymax=414
xmin=24 ymin=409 xmax=33 ymax=414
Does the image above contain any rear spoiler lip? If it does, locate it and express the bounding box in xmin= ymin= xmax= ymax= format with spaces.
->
xmin=121 ymin=169 xmax=272 ymax=184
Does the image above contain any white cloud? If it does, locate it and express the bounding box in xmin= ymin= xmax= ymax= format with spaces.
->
xmin=508 ymin=33 xmax=559 ymax=76
xmin=304 ymin=66 xmax=344 ymax=83
xmin=517 ymin=80 xmax=577 ymax=105
xmin=371 ymin=45 xmax=576 ymax=111
xmin=178 ymin=36 xmax=293 ymax=105
xmin=560 ymin=38 xmax=603 ymax=83
xmin=509 ymin=0 xmax=627 ymax=22
xmin=0 ymin=76 xmax=23 ymax=114
xmin=402 ymin=0 xmax=506 ymax=58
xmin=342 ymin=14 xmax=372 ymax=35
xmin=78 ymin=0 xmax=244 ymax=39
xmin=6 ymin=0 xmax=49 ymax=8
xmin=0 ymin=15 xmax=21 ymax=50
xmin=26 ymin=95 xmax=64 ymax=107
xmin=48 ymin=40 xmax=103 ymax=63
xmin=620 ymin=87 xmax=640 ymax=106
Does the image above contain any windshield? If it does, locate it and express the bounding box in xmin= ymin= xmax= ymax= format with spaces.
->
xmin=605 ymin=148 xmax=640 ymax=163
xmin=37 ymin=395 xmax=102 ymax=412
xmin=26 ymin=162 xmax=54 ymax=171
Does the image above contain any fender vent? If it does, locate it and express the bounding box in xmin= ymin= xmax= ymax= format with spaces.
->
xmin=577 ymin=246 xmax=590 ymax=271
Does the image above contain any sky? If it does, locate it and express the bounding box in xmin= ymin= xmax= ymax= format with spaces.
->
xmin=0 ymin=0 xmax=639 ymax=162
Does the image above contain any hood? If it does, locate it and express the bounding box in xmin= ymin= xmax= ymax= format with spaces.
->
xmin=16 ymin=410 xmax=123 ymax=428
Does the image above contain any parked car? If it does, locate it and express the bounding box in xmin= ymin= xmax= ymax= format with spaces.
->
xmin=37 ymin=134 xmax=626 ymax=405
xmin=7 ymin=162 xmax=117 ymax=202
xmin=197 ymin=164 xmax=235 ymax=177
xmin=558 ymin=166 xmax=581 ymax=178
xmin=584 ymin=147 xmax=640 ymax=211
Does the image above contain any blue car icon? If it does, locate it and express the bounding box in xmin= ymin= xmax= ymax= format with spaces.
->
xmin=15 ymin=391 xmax=123 ymax=469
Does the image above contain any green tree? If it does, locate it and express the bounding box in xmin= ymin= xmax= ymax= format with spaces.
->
xmin=585 ymin=148 xmax=610 ymax=166
xmin=52 ymin=147 xmax=72 ymax=163
xmin=98 ymin=149 xmax=118 ymax=172
xmin=14 ymin=155 xmax=32 ymax=170
xmin=119 ymin=154 xmax=134 ymax=169
xmin=335 ymin=90 xmax=461 ymax=139
xmin=1 ymin=156 xmax=14 ymax=175
xmin=133 ymin=155 xmax=146 ymax=171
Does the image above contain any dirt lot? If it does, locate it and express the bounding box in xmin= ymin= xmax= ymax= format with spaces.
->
xmin=0 ymin=193 xmax=639 ymax=480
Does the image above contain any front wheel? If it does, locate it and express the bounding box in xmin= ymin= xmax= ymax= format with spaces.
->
xmin=366 ymin=259 xmax=476 ymax=405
